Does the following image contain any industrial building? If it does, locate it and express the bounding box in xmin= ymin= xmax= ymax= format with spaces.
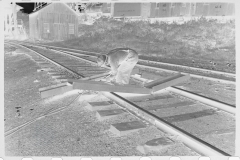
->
xmin=28 ymin=2 xmax=235 ymax=41
xmin=76 ymin=2 xmax=235 ymax=25
xmin=110 ymin=3 xmax=235 ymax=18
xmin=29 ymin=3 xmax=79 ymax=41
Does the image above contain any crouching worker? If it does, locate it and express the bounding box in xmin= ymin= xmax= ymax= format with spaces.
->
xmin=97 ymin=48 xmax=139 ymax=85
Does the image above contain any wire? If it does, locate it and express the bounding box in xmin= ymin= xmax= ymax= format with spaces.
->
xmin=5 ymin=91 xmax=85 ymax=137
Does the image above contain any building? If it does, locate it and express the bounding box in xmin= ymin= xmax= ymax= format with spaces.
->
xmin=29 ymin=3 xmax=79 ymax=41
xmin=109 ymin=2 xmax=235 ymax=18
xmin=28 ymin=2 xmax=235 ymax=40
xmin=4 ymin=3 xmax=23 ymax=38
xmin=107 ymin=3 xmax=148 ymax=18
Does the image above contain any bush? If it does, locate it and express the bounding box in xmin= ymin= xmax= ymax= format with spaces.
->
xmin=58 ymin=16 xmax=235 ymax=61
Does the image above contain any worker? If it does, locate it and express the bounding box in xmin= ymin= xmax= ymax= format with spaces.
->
xmin=97 ymin=48 xmax=139 ymax=85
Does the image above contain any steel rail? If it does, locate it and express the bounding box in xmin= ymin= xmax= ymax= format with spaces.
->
xmin=45 ymin=45 xmax=233 ymax=155
xmin=11 ymin=42 xmax=235 ymax=114
xmin=18 ymin=41 xmax=100 ymax=55
xmin=52 ymin=49 xmax=235 ymax=86
xmin=56 ymin=49 xmax=96 ymax=58
xmin=34 ymin=43 xmax=236 ymax=85
xmin=51 ymin=50 xmax=97 ymax=65
xmin=50 ymin=49 xmax=111 ymax=70
xmin=7 ymin=43 xmax=84 ymax=78
xmin=9 ymin=42 xmax=235 ymax=114
xmin=7 ymin=42 xmax=231 ymax=156
xmin=21 ymin=43 xmax=110 ymax=70
xmin=139 ymin=59 xmax=235 ymax=77
xmin=131 ymin=75 xmax=235 ymax=115
xmin=42 ymin=46 xmax=235 ymax=85
xmin=102 ymin=92 xmax=230 ymax=156
xmin=168 ymin=87 xmax=236 ymax=114
xmin=16 ymin=43 xmax=97 ymax=64
xmin=12 ymin=41 xmax=235 ymax=80
xmin=136 ymin=64 xmax=235 ymax=85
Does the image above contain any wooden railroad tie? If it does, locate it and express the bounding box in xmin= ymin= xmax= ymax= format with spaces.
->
xmin=68 ymin=73 xmax=190 ymax=94
xmin=68 ymin=79 xmax=151 ymax=94
xmin=39 ymin=82 xmax=73 ymax=99
xmin=38 ymin=73 xmax=190 ymax=98
xmin=144 ymin=73 xmax=190 ymax=92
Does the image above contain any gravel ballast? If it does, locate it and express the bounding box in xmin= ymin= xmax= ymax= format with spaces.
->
xmin=4 ymin=44 xmax=198 ymax=156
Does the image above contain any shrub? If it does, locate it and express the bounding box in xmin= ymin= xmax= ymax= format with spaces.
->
xmin=55 ymin=16 xmax=235 ymax=61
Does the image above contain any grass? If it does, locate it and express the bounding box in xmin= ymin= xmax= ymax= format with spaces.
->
xmin=45 ymin=16 xmax=235 ymax=63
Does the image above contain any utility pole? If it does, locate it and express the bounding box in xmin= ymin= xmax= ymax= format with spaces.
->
xmin=12 ymin=2 xmax=18 ymax=38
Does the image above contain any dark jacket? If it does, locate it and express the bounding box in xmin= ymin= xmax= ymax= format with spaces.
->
xmin=106 ymin=48 xmax=138 ymax=75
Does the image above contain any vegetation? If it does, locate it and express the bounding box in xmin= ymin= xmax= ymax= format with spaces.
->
xmin=48 ymin=16 xmax=235 ymax=62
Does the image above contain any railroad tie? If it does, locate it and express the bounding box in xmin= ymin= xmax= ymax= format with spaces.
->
xmin=109 ymin=121 xmax=147 ymax=136
xmin=85 ymin=101 xmax=114 ymax=111
xmin=96 ymin=109 xmax=126 ymax=121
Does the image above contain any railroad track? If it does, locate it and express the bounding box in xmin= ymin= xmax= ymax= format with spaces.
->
xmin=5 ymin=41 xmax=235 ymax=156
xmin=7 ymin=40 xmax=236 ymax=83
xmin=8 ymin=41 xmax=236 ymax=112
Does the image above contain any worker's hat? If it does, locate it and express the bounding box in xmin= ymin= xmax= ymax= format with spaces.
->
xmin=97 ymin=55 xmax=107 ymax=67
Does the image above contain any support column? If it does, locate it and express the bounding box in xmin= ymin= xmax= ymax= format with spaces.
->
xmin=11 ymin=3 xmax=19 ymax=38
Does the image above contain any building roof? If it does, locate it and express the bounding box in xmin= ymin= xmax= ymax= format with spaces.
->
xmin=29 ymin=3 xmax=51 ymax=15
xmin=29 ymin=3 xmax=79 ymax=17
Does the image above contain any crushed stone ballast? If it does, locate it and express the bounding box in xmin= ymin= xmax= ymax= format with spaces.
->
xmin=6 ymin=41 xmax=234 ymax=156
